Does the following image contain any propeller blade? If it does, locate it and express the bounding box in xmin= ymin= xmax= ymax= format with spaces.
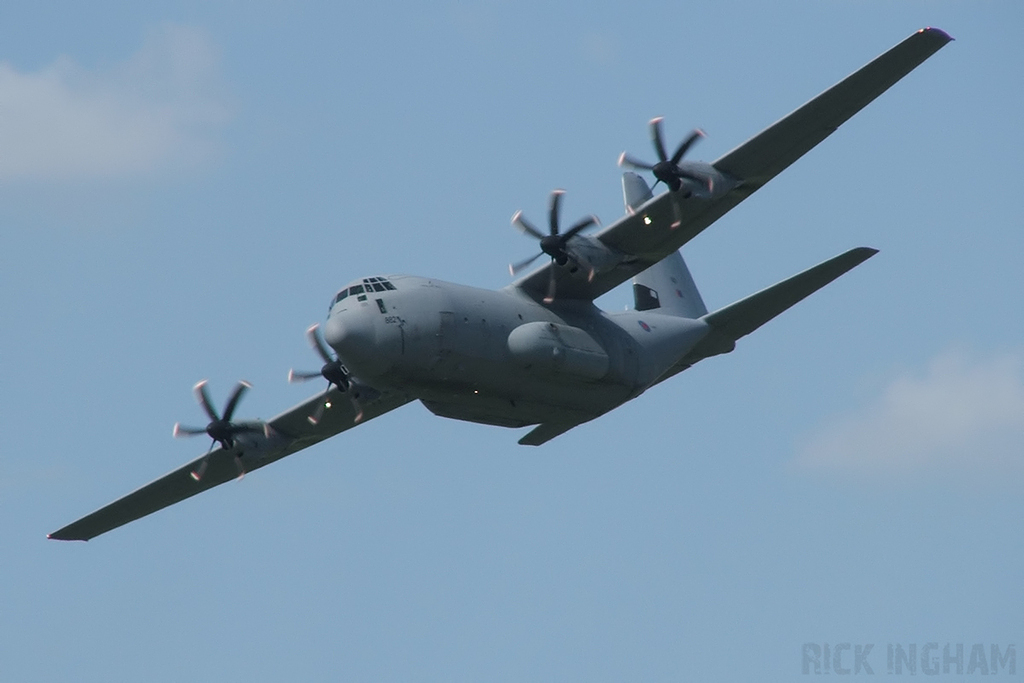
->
xmin=509 ymin=251 xmax=543 ymax=276
xmin=307 ymin=385 xmax=331 ymax=425
xmin=222 ymin=381 xmax=252 ymax=422
xmin=190 ymin=457 xmax=209 ymax=482
xmin=618 ymin=152 xmax=655 ymax=171
xmin=570 ymin=251 xmax=598 ymax=283
xmin=669 ymin=192 xmax=683 ymax=228
xmin=671 ymin=167 xmax=714 ymax=194
xmin=233 ymin=455 xmax=246 ymax=481
xmin=191 ymin=440 xmax=217 ymax=481
xmin=562 ymin=215 xmax=597 ymax=241
xmin=306 ymin=324 xmax=334 ymax=365
xmin=307 ymin=401 xmax=326 ymax=426
xmin=543 ymin=261 xmax=557 ymax=304
xmin=547 ymin=189 xmax=565 ymax=236
xmin=670 ymin=129 xmax=705 ymax=165
xmin=288 ymin=369 xmax=322 ymax=383
xmin=193 ymin=380 xmax=219 ymax=422
xmin=511 ymin=210 xmax=545 ymax=240
xmin=173 ymin=423 xmax=206 ymax=438
xmin=351 ymin=394 xmax=364 ymax=424
xmin=649 ymin=117 xmax=668 ymax=162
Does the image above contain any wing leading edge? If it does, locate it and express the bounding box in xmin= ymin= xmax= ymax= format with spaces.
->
xmin=509 ymin=28 xmax=951 ymax=303
xmin=48 ymin=389 xmax=411 ymax=541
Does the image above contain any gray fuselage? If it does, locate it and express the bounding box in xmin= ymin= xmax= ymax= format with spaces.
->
xmin=323 ymin=274 xmax=710 ymax=429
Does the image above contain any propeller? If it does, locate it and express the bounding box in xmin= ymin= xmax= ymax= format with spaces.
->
xmin=173 ymin=380 xmax=263 ymax=481
xmin=288 ymin=323 xmax=364 ymax=425
xmin=618 ymin=117 xmax=710 ymax=193
xmin=509 ymin=189 xmax=598 ymax=303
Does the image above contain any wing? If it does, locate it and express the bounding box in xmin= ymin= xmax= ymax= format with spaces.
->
xmin=48 ymin=388 xmax=412 ymax=541
xmin=509 ymin=28 xmax=951 ymax=303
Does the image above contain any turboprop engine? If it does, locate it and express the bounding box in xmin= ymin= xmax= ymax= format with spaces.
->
xmin=507 ymin=321 xmax=609 ymax=381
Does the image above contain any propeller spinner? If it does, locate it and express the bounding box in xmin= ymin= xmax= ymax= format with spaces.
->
xmin=288 ymin=323 xmax=364 ymax=425
xmin=509 ymin=189 xmax=598 ymax=303
xmin=619 ymin=117 xmax=710 ymax=193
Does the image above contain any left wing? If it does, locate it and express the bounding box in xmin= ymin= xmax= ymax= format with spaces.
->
xmin=48 ymin=388 xmax=411 ymax=541
xmin=509 ymin=28 xmax=951 ymax=303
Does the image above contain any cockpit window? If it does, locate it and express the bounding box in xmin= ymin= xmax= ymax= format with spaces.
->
xmin=331 ymin=277 xmax=397 ymax=312
xmin=331 ymin=289 xmax=349 ymax=307
xmin=361 ymin=276 xmax=397 ymax=290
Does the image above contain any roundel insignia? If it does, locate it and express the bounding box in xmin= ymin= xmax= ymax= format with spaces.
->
xmin=638 ymin=320 xmax=651 ymax=332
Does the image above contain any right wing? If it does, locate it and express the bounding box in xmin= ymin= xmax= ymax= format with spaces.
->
xmin=509 ymin=28 xmax=951 ymax=304
xmin=48 ymin=388 xmax=412 ymax=541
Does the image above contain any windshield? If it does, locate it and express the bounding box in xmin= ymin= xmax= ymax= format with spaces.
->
xmin=329 ymin=276 xmax=397 ymax=312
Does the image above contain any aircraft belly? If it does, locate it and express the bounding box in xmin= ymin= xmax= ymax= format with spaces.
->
xmin=416 ymin=374 xmax=626 ymax=428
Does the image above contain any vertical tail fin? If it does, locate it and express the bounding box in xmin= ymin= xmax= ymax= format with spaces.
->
xmin=622 ymin=172 xmax=708 ymax=319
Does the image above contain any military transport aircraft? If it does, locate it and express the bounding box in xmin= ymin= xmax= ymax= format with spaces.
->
xmin=49 ymin=28 xmax=952 ymax=541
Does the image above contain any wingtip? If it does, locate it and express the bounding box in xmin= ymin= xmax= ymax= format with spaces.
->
xmin=917 ymin=27 xmax=954 ymax=43
xmin=848 ymin=246 xmax=880 ymax=264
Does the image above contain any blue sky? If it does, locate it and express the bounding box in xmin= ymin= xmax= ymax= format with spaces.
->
xmin=2 ymin=2 xmax=1021 ymax=681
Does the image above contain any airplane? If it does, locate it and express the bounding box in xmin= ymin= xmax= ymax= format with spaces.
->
xmin=49 ymin=28 xmax=952 ymax=541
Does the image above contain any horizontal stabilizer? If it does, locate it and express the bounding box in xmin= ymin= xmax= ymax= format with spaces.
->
xmin=518 ymin=421 xmax=582 ymax=446
xmin=703 ymin=247 xmax=878 ymax=342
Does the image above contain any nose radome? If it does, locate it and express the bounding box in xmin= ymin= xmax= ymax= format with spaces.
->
xmin=324 ymin=313 xmax=373 ymax=354
xmin=322 ymin=314 xmax=348 ymax=349
xmin=323 ymin=310 xmax=390 ymax=377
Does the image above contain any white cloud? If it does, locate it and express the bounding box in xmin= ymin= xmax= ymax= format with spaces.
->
xmin=0 ymin=24 xmax=229 ymax=181
xmin=796 ymin=350 xmax=1024 ymax=480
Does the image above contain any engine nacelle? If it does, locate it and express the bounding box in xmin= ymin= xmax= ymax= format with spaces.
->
xmin=507 ymin=321 xmax=609 ymax=381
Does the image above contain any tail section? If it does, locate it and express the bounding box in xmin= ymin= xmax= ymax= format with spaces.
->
xmin=701 ymin=247 xmax=877 ymax=341
xmin=623 ymin=172 xmax=708 ymax=318
xmin=663 ymin=246 xmax=879 ymax=380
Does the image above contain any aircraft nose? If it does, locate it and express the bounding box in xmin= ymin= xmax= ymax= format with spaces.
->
xmin=323 ymin=313 xmax=366 ymax=353
xmin=323 ymin=310 xmax=390 ymax=377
